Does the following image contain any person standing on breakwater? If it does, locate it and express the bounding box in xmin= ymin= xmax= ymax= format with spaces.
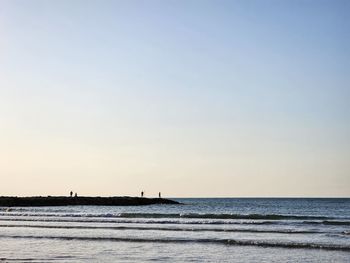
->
xmin=75 ymin=193 xmax=78 ymax=197
xmin=159 ymin=192 xmax=161 ymax=198
xmin=141 ymin=191 xmax=144 ymax=197
xmin=70 ymin=191 xmax=73 ymax=197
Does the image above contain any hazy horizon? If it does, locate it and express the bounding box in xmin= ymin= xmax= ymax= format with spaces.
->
xmin=1 ymin=0 xmax=349 ymax=197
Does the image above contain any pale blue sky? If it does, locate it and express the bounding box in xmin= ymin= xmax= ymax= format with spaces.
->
xmin=0 ymin=0 xmax=349 ymax=197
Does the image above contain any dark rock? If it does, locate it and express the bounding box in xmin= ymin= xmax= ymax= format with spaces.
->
xmin=0 ymin=196 xmax=181 ymax=207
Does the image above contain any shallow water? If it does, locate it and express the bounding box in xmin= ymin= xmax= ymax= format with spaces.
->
xmin=0 ymin=198 xmax=349 ymax=262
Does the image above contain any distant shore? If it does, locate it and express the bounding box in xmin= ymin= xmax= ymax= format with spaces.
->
xmin=0 ymin=196 xmax=181 ymax=207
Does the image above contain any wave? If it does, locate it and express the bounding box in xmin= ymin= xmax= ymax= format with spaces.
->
xmin=0 ymin=217 xmax=278 ymax=225
xmin=118 ymin=213 xmax=333 ymax=220
xmin=0 ymin=212 xmax=335 ymax=220
xmin=303 ymin=220 xmax=350 ymax=226
xmin=0 ymin=256 xmax=72 ymax=262
xmin=0 ymin=234 xmax=349 ymax=251
xmin=0 ymin=224 xmax=322 ymax=234
xmin=2 ymin=217 xmax=349 ymax=229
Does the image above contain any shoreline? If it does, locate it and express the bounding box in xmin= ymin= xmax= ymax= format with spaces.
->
xmin=0 ymin=196 xmax=181 ymax=207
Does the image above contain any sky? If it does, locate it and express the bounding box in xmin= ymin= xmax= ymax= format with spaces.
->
xmin=0 ymin=0 xmax=349 ymax=197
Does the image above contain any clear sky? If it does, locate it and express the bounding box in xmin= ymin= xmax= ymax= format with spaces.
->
xmin=0 ymin=0 xmax=349 ymax=197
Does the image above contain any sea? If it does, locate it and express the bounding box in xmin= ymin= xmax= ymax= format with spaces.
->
xmin=0 ymin=198 xmax=349 ymax=262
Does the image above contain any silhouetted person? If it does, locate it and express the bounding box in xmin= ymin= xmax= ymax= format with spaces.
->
xmin=70 ymin=191 xmax=73 ymax=197
xmin=158 ymin=192 xmax=161 ymax=198
xmin=141 ymin=191 xmax=144 ymax=197
xmin=74 ymin=193 xmax=78 ymax=197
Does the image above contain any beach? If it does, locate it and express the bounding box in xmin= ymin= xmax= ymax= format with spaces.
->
xmin=1 ymin=0 xmax=349 ymax=262
xmin=0 ymin=198 xmax=349 ymax=262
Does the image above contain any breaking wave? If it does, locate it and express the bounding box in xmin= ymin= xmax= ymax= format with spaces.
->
xmin=0 ymin=224 xmax=323 ymax=234
xmin=0 ymin=212 xmax=335 ymax=220
xmin=1 ymin=234 xmax=349 ymax=252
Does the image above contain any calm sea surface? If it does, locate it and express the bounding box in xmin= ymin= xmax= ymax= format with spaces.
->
xmin=0 ymin=198 xmax=349 ymax=262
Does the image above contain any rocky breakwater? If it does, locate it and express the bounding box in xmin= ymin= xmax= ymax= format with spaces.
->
xmin=0 ymin=196 xmax=181 ymax=207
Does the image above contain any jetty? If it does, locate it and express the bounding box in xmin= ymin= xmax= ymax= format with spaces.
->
xmin=0 ymin=196 xmax=180 ymax=207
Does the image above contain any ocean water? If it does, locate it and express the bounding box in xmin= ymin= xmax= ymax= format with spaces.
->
xmin=0 ymin=198 xmax=349 ymax=262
